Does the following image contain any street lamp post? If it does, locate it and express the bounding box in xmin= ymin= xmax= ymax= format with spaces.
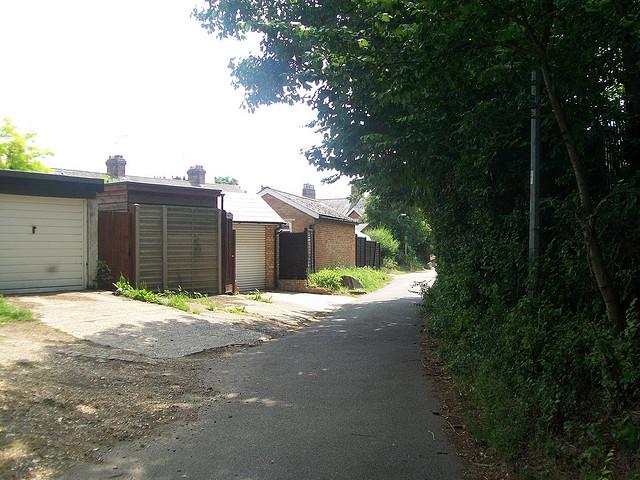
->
xmin=529 ymin=70 xmax=541 ymax=265
xmin=398 ymin=213 xmax=408 ymax=257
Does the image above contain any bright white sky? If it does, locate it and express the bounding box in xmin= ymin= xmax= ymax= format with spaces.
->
xmin=0 ymin=0 xmax=351 ymax=198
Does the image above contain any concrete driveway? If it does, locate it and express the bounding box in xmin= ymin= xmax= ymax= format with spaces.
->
xmin=11 ymin=292 xmax=268 ymax=358
xmin=62 ymin=271 xmax=463 ymax=479
xmin=11 ymin=290 xmax=353 ymax=359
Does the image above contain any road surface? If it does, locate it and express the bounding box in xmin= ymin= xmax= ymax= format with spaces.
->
xmin=63 ymin=271 xmax=463 ymax=480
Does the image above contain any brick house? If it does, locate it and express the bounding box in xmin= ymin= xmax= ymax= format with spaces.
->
xmin=258 ymin=184 xmax=358 ymax=270
xmin=318 ymin=184 xmax=371 ymax=239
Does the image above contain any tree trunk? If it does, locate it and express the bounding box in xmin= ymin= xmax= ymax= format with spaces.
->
xmin=538 ymin=58 xmax=625 ymax=334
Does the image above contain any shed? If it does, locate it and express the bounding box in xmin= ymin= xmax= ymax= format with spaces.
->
xmin=0 ymin=169 xmax=104 ymax=294
xmin=223 ymin=192 xmax=284 ymax=292
xmin=96 ymin=181 xmax=228 ymax=294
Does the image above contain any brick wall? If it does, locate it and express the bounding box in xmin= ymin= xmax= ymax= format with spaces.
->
xmin=278 ymin=279 xmax=332 ymax=294
xmin=262 ymin=194 xmax=314 ymax=232
xmin=265 ymin=224 xmax=278 ymax=290
xmin=314 ymin=221 xmax=356 ymax=269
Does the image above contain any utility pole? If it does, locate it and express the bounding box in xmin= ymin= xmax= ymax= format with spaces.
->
xmin=529 ymin=70 xmax=541 ymax=265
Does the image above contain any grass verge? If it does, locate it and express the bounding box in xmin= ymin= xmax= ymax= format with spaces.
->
xmin=0 ymin=295 xmax=33 ymax=324
xmin=114 ymin=277 xmax=248 ymax=315
xmin=307 ymin=267 xmax=390 ymax=293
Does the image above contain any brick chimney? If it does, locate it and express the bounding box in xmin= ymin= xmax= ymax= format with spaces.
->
xmin=105 ymin=154 xmax=126 ymax=177
xmin=350 ymin=184 xmax=358 ymax=197
xmin=302 ymin=183 xmax=316 ymax=199
xmin=187 ymin=165 xmax=206 ymax=185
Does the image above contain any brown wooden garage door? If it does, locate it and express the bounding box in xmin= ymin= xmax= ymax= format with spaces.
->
xmin=135 ymin=204 xmax=220 ymax=293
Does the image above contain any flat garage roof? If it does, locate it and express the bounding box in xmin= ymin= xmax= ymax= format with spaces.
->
xmin=0 ymin=169 xmax=104 ymax=198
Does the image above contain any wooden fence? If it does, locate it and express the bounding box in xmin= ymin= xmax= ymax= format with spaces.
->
xmin=279 ymin=230 xmax=314 ymax=279
xmin=355 ymin=236 xmax=381 ymax=269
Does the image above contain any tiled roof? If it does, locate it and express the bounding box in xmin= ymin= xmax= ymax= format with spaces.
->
xmin=318 ymin=197 xmax=350 ymax=214
xmin=260 ymin=187 xmax=358 ymax=223
xmin=223 ymin=191 xmax=284 ymax=224
xmin=318 ymin=195 xmax=366 ymax=217
xmin=53 ymin=168 xmax=243 ymax=193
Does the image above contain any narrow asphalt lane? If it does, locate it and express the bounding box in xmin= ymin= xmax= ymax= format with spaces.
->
xmin=63 ymin=271 xmax=463 ymax=480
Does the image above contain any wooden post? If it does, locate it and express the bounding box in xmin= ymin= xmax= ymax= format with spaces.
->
xmin=134 ymin=204 xmax=140 ymax=287
xmin=162 ymin=206 xmax=168 ymax=291
xmin=217 ymin=209 xmax=222 ymax=294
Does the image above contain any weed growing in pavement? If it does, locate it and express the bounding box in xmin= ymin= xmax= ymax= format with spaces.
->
xmin=246 ymin=289 xmax=272 ymax=303
xmin=222 ymin=305 xmax=247 ymax=314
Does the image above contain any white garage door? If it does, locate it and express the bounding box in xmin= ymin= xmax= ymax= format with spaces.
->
xmin=235 ymin=223 xmax=266 ymax=292
xmin=0 ymin=194 xmax=86 ymax=294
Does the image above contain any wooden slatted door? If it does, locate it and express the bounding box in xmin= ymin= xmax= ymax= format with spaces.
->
xmin=166 ymin=206 xmax=219 ymax=293
xmin=135 ymin=204 xmax=221 ymax=293
xmin=135 ymin=205 xmax=163 ymax=290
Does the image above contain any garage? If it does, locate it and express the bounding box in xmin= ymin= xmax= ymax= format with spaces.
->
xmin=0 ymin=170 xmax=103 ymax=294
xmin=235 ymin=223 xmax=266 ymax=292
xmin=94 ymin=179 xmax=226 ymax=294
xmin=223 ymin=192 xmax=284 ymax=293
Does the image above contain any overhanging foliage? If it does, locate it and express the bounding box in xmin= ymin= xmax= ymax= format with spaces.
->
xmin=197 ymin=1 xmax=640 ymax=475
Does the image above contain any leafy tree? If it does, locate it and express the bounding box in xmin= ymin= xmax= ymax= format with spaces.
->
xmin=214 ymin=176 xmax=239 ymax=185
xmin=366 ymin=226 xmax=399 ymax=260
xmin=197 ymin=1 xmax=640 ymax=474
xmin=197 ymin=0 xmax=639 ymax=331
xmin=364 ymin=194 xmax=432 ymax=259
xmin=0 ymin=118 xmax=52 ymax=172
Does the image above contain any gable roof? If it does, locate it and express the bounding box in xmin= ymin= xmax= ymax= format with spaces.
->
xmin=223 ymin=191 xmax=284 ymax=224
xmin=53 ymin=168 xmax=242 ymax=193
xmin=258 ymin=187 xmax=357 ymax=223
xmin=317 ymin=194 xmax=366 ymax=217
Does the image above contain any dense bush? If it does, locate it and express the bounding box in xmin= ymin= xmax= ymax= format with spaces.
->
xmin=308 ymin=267 xmax=389 ymax=293
xmin=382 ymin=257 xmax=398 ymax=271
xmin=366 ymin=226 xmax=400 ymax=260
xmin=396 ymin=249 xmax=425 ymax=272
